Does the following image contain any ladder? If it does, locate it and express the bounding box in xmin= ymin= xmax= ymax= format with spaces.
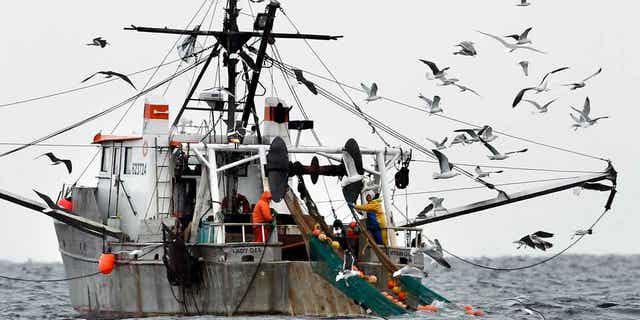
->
xmin=155 ymin=138 xmax=172 ymax=216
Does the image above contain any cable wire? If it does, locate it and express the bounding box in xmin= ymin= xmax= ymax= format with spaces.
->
xmin=0 ymin=271 xmax=101 ymax=283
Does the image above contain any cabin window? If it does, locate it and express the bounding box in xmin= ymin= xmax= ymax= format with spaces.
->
xmin=123 ymin=147 xmax=133 ymax=174
xmin=101 ymin=147 xmax=112 ymax=172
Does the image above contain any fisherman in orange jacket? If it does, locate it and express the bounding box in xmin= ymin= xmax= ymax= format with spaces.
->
xmin=252 ymin=191 xmax=274 ymax=242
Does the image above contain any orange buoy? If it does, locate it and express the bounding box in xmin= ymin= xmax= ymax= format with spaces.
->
xmin=312 ymin=229 xmax=321 ymax=237
xmin=392 ymin=286 xmax=401 ymax=294
xmin=397 ymin=291 xmax=407 ymax=301
xmin=98 ymin=253 xmax=116 ymax=275
xmin=387 ymin=279 xmax=395 ymax=289
xmin=57 ymin=198 xmax=73 ymax=211
xmin=357 ymin=271 xmax=365 ymax=278
xmin=473 ymin=310 xmax=485 ymax=317
xmin=464 ymin=305 xmax=473 ymax=311
xmin=331 ymin=241 xmax=340 ymax=249
xmin=466 ymin=309 xmax=475 ymax=315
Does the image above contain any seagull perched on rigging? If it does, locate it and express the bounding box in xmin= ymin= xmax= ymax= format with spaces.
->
xmin=454 ymin=41 xmax=477 ymax=56
xmin=449 ymin=133 xmax=471 ymax=147
xmin=518 ymin=61 xmax=529 ymax=76
xmin=570 ymin=97 xmax=609 ymax=130
xmin=571 ymin=229 xmax=593 ymax=239
xmin=512 ymin=67 xmax=570 ymax=107
xmin=418 ymin=93 xmax=443 ymax=114
xmin=432 ymin=149 xmax=459 ymax=179
xmin=505 ymin=27 xmax=533 ymax=45
xmin=428 ymin=197 xmax=448 ymax=215
xmin=474 ymin=165 xmax=503 ymax=178
xmin=35 ymin=152 xmax=72 ymax=174
xmin=419 ymin=59 xmax=449 ymax=80
xmin=415 ymin=203 xmax=434 ymax=220
xmin=82 ymin=71 xmax=137 ymax=90
xmin=293 ymin=69 xmax=318 ymax=95
xmin=426 ymin=137 xmax=448 ymax=150
xmin=86 ymin=37 xmax=109 ymax=48
xmin=480 ymin=139 xmax=528 ymax=160
xmin=413 ymin=239 xmax=452 ymax=269
xmin=517 ymin=0 xmax=531 ymax=6
xmin=514 ymin=231 xmax=554 ymax=251
xmin=523 ymin=98 xmax=557 ymax=113
xmin=360 ymin=82 xmax=380 ymax=102
xmin=392 ymin=265 xmax=428 ymax=279
xmin=477 ymin=31 xmax=545 ymax=54
xmin=453 ymin=84 xmax=481 ymax=96
xmin=564 ymin=68 xmax=602 ymax=90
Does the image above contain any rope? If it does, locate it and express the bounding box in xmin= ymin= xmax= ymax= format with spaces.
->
xmin=411 ymin=159 xmax=603 ymax=174
xmin=266 ymin=58 xmax=609 ymax=163
xmin=434 ymin=206 xmax=611 ymax=271
xmin=0 ymin=271 xmax=101 ymax=283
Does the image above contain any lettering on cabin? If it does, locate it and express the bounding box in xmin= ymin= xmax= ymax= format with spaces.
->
xmin=387 ymin=248 xmax=411 ymax=258
xmin=130 ymin=163 xmax=147 ymax=176
xmin=229 ymin=247 xmax=263 ymax=255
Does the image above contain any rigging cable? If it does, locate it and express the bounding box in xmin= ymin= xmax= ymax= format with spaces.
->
xmin=0 ymin=271 xmax=101 ymax=283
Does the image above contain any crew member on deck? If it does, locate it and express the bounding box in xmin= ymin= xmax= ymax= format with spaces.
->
xmin=252 ymin=191 xmax=274 ymax=242
xmin=353 ymin=192 xmax=387 ymax=245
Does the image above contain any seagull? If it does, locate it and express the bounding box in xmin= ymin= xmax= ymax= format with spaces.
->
xmin=513 ymin=67 xmax=569 ymax=107
xmin=335 ymin=269 xmax=360 ymax=284
xmin=454 ymin=41 xmax=477 ymax=56
xmin=507 ymin=299 xmax=545 ymax=319
xmin=82 ymin=71 xmax=137 ymax=90
xmin=418 ymin=93 xmax=443 ymax=114
xmin=480 ymin=139 xmax=528 ymax=160
xmin=86 ymin=37 xmax=109 ymax=48
xmin=293 ymin=69 xmax=318 ymax=95
xmin=477 ymin=31 xmax=545 ymax=54
xmin=478 ymin=125 xmax=498 ymax=142
xmin=571 ymin=229 xmax=593 ymax=239
xmin=33 ymin=190 xmax=65 ymax=213
xmin=570 ymin=97 xmax=609 ymax=129
xmin=453 ymin=84 xmax=481 ymax=96
xmin=514 ymin=231 xmax=554 ymax=251
xmin=516 ymin=0 xmax=531 ymax=6
xmin=415 ymin=239 xmax=452 ymax=269
xmin=392 ymin=265 xmax=428 ymax=279
xmin=415 ymin=203 xmax=434 ymax=220
xmin=428 ymin=197 xmax=448 ymax=215
xmin=564 ymin=68 xmax=602 ymax=90
xmin=505 ymin=27 xmax=533 ymax=45
xmin=518 ymin=61 xmax=529 ymax=76
xmin=176 ymin=25 xmax=200 ymax=62
xmin=449 ymin=134 xmax=471 ymax=147
xmin=454 ymin=129 xmax=483 ymax=143
xmin=419 ymin=59 xmax=449 ymax=79
xmin=35 ymin=152 xmax=72 ymax=174
xmin=361 ymin=82 xmax=381 ymax=102
xmin=426 ymin=137 xmax=448 ymax=150
xmin=438 ymin=77 xmax=460 ymax=86
xmin=474 ymin=166 xmax=503 ymax=178
xmin=523 ymin=98 xmax=557 ymax=113
xmin=432 ymin=149 xmax=459 ymax=179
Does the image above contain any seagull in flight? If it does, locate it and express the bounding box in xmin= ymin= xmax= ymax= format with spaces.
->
xmin=523 ymin=98 xmax=558 ymax=113
xmin=293 ymin=69 xmax=318 ymax=95
xmin=474 ymin=166 xmax=503 ymax=178
xmin=514 ymin=231 xmax=554 ymax=251
xmin=419 ymin=59 xmax=449 ymax=79
xmin=453 ymin=129 xmax=482 ymax=143
xmin=449 ymin=133 xmax=472 ymax=147
xmin=570 ymin=97 xmax=609 ymax=129
xmin=512 ymin=67 xmax=570 ymax=107
xmin=480 ymin=139 xmax=528 ymax=160
xmin=454 ymin=84 xmax=481 ymax=96
xmin=477 ymin=30 xmax=545 ymax=54
xmin=571 ymin=229 xmax=593 ymax=239
xmin=413 ymin=239 xmax=452 ymax=269
xmin=518 ymin=61 xmax=529 ymax=76
xmin=438 ymin=77 xmax=460 ymax=86
xmin=86 ymin=37 xmax=109 ymax=48
xmin=564 ymin=68 xmax=602 ymax=90
xmin=426 ymin=137 xmax=448 ymax=150
xmin=35 ymin=152 xmax=72 ymax=174
xmin=454 ymin=41 xmax=477 ymax=56
xmin=505 ymin=27 xmax=533 ymax=45
xmin=392 ymin=265 xmax=428 ymax=279
xmin=82 ymin=71 xmax=137 ymax=90
xmin=507 ymin=299 xmax=546 ymax=319
xmin=517 ymin=0 xmax=531 ymax=6
xmin=418 ymin=93 xmax=443 ymax=114
xmin=361 ymin=82 xmax=381 ymax=102
xmin=478 ymin=125 xmax=498 ymax=142
xmin=432 ymin=150 xmax=459 ymax=179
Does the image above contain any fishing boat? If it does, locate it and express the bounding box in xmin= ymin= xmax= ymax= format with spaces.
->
xmin=0 ymin=0 xmax=618 ymax=318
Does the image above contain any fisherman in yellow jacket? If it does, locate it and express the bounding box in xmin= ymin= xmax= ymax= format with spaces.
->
xmin=351 ymin=192 xmax=388 ymax=245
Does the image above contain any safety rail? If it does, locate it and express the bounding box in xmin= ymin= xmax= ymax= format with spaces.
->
xmin=198 ymin=222 xmax=301 ymax=244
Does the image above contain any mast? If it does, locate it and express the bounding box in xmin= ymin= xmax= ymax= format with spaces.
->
xmin=224 ymin=0 xmax=240 ymax=137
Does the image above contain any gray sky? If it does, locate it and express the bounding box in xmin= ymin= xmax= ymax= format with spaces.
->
xmin=0 ymin=1 xmax=638 ymax=262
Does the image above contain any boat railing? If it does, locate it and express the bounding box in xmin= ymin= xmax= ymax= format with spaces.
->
xmin=199 ymin=222 xmax=301 ymax=244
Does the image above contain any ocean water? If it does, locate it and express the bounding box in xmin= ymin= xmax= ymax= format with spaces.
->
xmin=1 ymin=255 xmax=639 ymax=319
